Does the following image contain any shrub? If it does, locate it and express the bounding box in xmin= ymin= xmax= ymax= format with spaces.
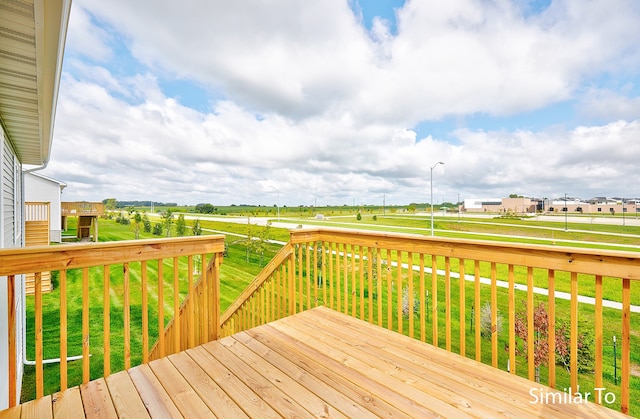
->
xmin=480 ymin=302 xmax=503 ymax=338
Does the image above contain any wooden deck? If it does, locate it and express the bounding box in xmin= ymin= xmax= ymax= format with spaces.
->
xmin=1 ymin=307 xmax=628 ymax=418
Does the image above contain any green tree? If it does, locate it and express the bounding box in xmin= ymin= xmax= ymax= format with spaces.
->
xmin=142 ymin=213 xmax=152 ymax=233
xmin=161 ymin=210 xmax=174 ymax=237
xmin=192 ymin=219 xmax=202 ymax=236
xmin=102 ymin=198 xmax=117 ymax=210
xmin=254 ymin=221 xmax=272 ymax=265
xmin=132 ymin=211 xmax=142 ymax=239
xmin=175 ymin=214 xmax=186 ymax=237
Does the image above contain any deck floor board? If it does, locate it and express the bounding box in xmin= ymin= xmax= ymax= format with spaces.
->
xmin=2 ymin=306 xmax=630 ymax=418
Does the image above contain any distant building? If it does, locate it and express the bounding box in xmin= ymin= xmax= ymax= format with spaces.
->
xmin=24 ymin=173 xmax=67 ymax=242
xmin=462 ymin=196 xmax=639 ymax=215
xmin=462 ymin=197 xmax=536 ymax=214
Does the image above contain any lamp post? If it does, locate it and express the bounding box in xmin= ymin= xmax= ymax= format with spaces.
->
xmin=269 ymin=186 xmax=280 ymax=221
xmin=430 ymin=161 xmax=444 ymax=236
xmin=564 ymin=193 xmax=568 ymax=232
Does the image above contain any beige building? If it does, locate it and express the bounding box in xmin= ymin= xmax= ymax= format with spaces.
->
xmin=462 ymin=197 xmax=537 ymax=214
xmin=463 ymin=197 xmax=639 ymax=215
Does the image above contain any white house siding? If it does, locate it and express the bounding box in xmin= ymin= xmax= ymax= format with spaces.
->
xmin=0 ymin=131 xmax=25 ymax=409
xmin=25 ymin=173 xmax=64 ymax=242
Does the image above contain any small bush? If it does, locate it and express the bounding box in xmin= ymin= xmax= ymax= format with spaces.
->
xmin=480 ymin=302 xmax=503 ymax=338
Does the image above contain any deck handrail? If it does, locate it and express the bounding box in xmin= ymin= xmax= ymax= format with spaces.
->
xmin=221 ymin=227 xmax=637 ymax=415
xmin=2 ymin=235 xmax=224 ymax=407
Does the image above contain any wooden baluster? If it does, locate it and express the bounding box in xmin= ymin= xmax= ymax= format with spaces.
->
xmin=157 ymin=259 xmax=165 ymax=358
xmin=376 ymin=248 xmax=382 ymax=327
xmin=527 ymin=267 xmax=534 ymax=381
xmin=386 ymin=250 xmax=392 ymax=331
xmin=351 ymin=245 xmax=357 ymax=318
xmin=459 ymin=258 xmax=465 ymax=357
xmin=173 ymin=257 xmax=179 ymax=354
xmin=298 ymin=244 xmax=304 ymax=312
xmin=329 ymin=242 xmax=335 ymax=310
xmin=445 ymin=257 xmax=451 ymax=352
xmin=508 ymin=264 xmax=515 ymax=375
xmin=322 ymin=242 xmax=327 ymax=307
xmin=548 ymin=270 xmax=555 ymax=387
xmin=343 ymin=243 xmax=349 ymax=314
xmin=419 ymin=253 xmax=425 ymax=342
xmin=313 ymin=242 xmax=318 ymax=307
xmin=271 ymin=273 xmax=276 ymax=322
xmin=142 ymin=261 xmax=149 ymax=363
xmin=367 ymin=247 xmax=373 ymax=324
xmin=124 ymin=263 xmax=131 ymax=369
xmin=621 ymin=277 xmax=630 ymax=414
xmin=262 ymin=285 xmax=267 ymax=325
xmin=82 ymin=267 xmax=90 ymax=384
xmin=306 ymin=243 xmax=311 ymax=310
xmin=474 ymin=261 xmax=481 ymax=362
xmin=276 ymin=268 xmax=282 ymax=319
xmin=187 ymin=256 xmax=195 ymax=349
xmin=358 ymin=246 xmax=364 ymax=320
xmin=408 ymin=252 xmax=414 ymax=339
xmin=570 ymin=272 xmax=578 ymax=394
xmin=288 ymin=252 xmax=295 ymax=316
xmin=200 ymin=254 xmax=207 ymax=343
xmin=104 ymin=265 xmax=111 ymax=377
xmin=491 ymin=262 xmax=498 ymax=368
xmin=59 ymin=270 xmax=68 ymax=391
xmin=432 ymin=255 xmax=438 ymax=347
xmin=594 ymin=275 xmax=602 ymax=402
xmin=336 ymin=243 xmax=342 ymax=313
xmin=397 ymin=250 xmax=403 ymax=335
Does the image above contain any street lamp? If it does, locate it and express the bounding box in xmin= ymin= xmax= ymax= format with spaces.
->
xmin=430 ymin=161 xmax=444 ymax=236
xmin=269 ymin=185 xmax=280 ymax=221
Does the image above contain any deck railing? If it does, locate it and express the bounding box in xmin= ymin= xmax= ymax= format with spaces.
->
xmin=1 ymin=235 xmax=224 ymax=407
xmin=220 ymin=228 xmax=638 ymax=415
xmin=3 ymin=228 xmax=637 ymax=415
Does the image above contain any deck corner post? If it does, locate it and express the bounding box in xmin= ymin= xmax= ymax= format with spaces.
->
xmin=210 ymin=254 xmax=222 ymax=341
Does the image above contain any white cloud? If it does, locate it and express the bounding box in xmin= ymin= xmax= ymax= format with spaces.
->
xmin=46 ymin=1 xmax=640 ymax=204
xmin=578 ymin=87 xmax=640 ymax=121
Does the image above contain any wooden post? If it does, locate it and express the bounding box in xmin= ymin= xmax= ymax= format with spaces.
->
xmin=60 ymin=270 xmax=68 ymax=391
xmin=210 ymin=255 xmax=221 ymax=341
xmin=82 ymin=268 xmax=90 ymax=384
xmin=8 ymin=275 xmax=16 ymax=407
xmin=35 ymin=272 xmax=43 ymax=398
xmin=621 ymin=278 xmax=630 ymax=414
xmin=103 ymin=266 xmax=111 ymax=377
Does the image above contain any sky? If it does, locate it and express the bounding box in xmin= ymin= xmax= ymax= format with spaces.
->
xmin=41 ymin=0 xmax=640 ymax=207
